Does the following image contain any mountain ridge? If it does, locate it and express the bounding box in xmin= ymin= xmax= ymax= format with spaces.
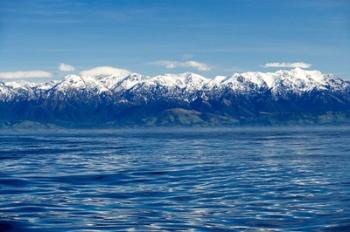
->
xmin=1 ymin=68 xmax=350 ymax=127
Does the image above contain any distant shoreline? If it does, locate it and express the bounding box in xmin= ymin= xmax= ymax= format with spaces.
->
xmin=2 ymin=121 xmax=350 ymax=131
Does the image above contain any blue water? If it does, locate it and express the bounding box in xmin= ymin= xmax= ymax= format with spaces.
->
xmin=1 ymin=127 xmax=350 ymax=231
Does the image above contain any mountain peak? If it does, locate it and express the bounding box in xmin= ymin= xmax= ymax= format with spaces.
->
xmin=1 ymin=68 xmax=350 ymax=127
xmin=1 ymin=68 xmax=349 ymax=101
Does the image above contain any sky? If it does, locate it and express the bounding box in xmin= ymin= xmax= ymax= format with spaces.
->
xmin=0 ymin=0 xmax=349 ymax=81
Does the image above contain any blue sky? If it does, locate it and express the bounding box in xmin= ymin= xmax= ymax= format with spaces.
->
xmin=0 ymin=0 xmax=349 ymax=80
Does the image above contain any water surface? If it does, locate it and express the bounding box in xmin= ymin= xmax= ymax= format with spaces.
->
xmin=1 ymin=127 xmax=350 ymax=231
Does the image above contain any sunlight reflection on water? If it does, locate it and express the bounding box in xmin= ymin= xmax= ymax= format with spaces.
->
xmin=1 ymin=127 xmax=350 ymax=231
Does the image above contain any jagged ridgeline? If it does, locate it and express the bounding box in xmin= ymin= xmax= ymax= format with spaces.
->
xmin=1 ymin=68 xmax=350 ymax=128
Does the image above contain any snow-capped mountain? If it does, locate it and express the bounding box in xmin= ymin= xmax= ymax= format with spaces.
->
xmin=1 ymin=68 xmax=350 ymax=127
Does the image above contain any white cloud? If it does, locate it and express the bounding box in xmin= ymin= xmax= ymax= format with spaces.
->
xmin=80 ymin=66 xmax=131 ymax=78
xmin=59 ymin=63 xmax=75 ymax=72
xmin=0 ymin=70 xmax=52 ymax=80
xmin=154 ymin=60 xmax=211 ymax=71
xmin=264 ymin=62 xmax=311 ymax=69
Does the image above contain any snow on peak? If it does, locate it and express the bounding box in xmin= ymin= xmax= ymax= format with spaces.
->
xmin=55 ymin=74 xmax=110 ymax=94
xmin=147 ymin=72 xmax=207 ymax=90
xmin=78 ymin=67 xmax=133 ymax=90
xmin=112 ymin=73 xmax=144 ymax=91
xmin=5 ymin=80 xmax=37 ymax=89
xmin=0 ymin=68 xmax=348 ymax=101
xmin=0 ymin=82 xmax=14 ymax=99
xmin=209 ymin=68 xmax=343 ymax=94
xmin=35 ymin=80 xmax=58 ymax=90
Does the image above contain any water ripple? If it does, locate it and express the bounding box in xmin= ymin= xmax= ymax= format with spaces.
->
xmin=1 ymin=127 xmax=350 ymax=231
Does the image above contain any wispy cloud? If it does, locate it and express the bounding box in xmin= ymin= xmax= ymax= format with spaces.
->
xmin=153 ymin=60 xmax=211 ymax=71
xmin=0 ymin=70 xmax=52 ymax=80
xmin=80 ymin=66 xmax=130 ymax=77
xmin=264 ymin=62 xmax=311 ymax=69
xmin=59 ymin=63 xmax=75 ymax=72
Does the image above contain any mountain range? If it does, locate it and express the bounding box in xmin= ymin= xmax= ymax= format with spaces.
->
xmin=1 ymin=68 xmax=350 ymax=128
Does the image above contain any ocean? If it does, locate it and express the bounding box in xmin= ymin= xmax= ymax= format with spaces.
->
xmin=1 ymin=127 xmax=350 ymax=231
